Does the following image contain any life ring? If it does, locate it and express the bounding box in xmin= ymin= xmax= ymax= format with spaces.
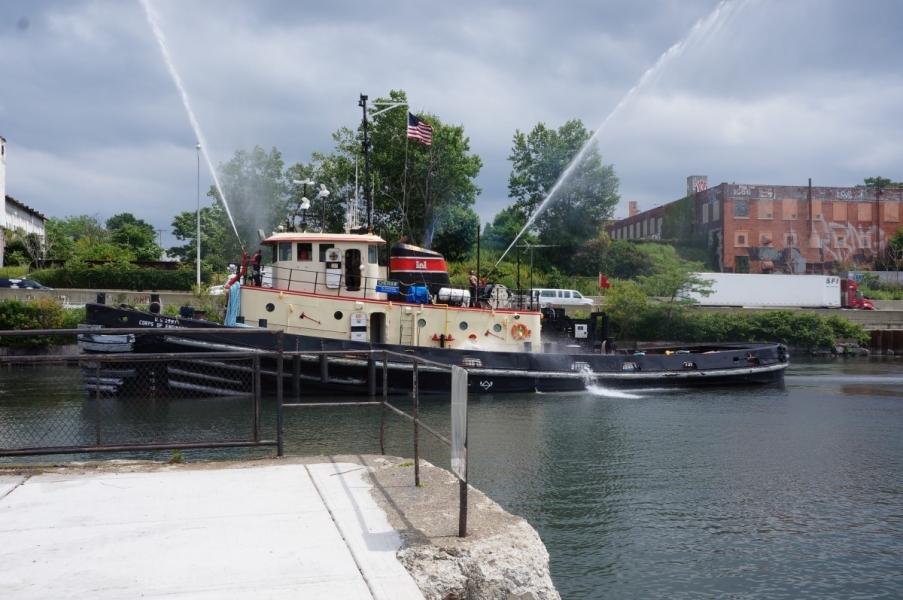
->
xmin=511 ymin=323 xmax=531 ymax=340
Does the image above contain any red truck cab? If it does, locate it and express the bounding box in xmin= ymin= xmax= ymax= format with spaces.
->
xmin=840 ymin=279 xmax=876 ymax=310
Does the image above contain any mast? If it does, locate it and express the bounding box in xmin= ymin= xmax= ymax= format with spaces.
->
xmin=359 ymin=93 xmax=373 ymax=233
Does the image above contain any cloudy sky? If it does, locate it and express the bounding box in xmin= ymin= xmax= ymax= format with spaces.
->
xmin=2 ymin=0 xmax=902 ymax=250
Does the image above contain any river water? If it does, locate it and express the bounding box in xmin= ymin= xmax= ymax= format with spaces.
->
xmin=2 ymin=357 xmax=902 ymax=599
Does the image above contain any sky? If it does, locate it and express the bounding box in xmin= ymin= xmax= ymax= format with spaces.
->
xmin=2 ymin=0 xmax=902 ymax=251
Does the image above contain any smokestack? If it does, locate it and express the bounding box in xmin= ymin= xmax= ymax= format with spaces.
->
xmin=628 ymin=201 xmax=639 ymax=217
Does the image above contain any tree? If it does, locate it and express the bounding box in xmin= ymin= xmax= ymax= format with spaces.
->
xmin=211 ymin=146 xmax=288 ymax=261
xmin=430 ymin=204 xmax=480 ymax=263
xmin=508 ymin=119 xmax=620 ymax=270
xmin=366 ymin=90 xmax=483 ymax=249
xmin=599 ymin=240 xmax=655 ymax=281
xmin=571 ymin=236 xmax=612 ymax=277
xmin=481 ymin=206 xmax=529 ymax=252
xmin=46 ymin=214 xmax=107 ymax=261
xmin=863 ymin=176 xmax=903 ymax=189
xmin=6 ymin=229 xmax=51 ymax=268
xmin=169 ymin=204 xmax=230 ymax=272
xmin=603 ymin=280 xmax=649 ymax=340
xmin=106 ymin=213 xmax=162 ymax=261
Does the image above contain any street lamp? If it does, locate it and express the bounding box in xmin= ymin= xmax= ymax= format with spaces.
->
xmin=196 ymin=143 xmax=202 ymax=289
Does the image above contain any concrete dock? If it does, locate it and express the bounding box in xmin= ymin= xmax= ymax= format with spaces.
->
xmin=0 ymin=456 xmax=560 ymax=600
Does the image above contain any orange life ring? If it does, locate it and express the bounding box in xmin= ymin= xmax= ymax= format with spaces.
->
xmin=511 ymin=323 xmax=531 ymax=340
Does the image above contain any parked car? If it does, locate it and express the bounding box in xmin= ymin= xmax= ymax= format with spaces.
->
xmin=528 ymin=288 xmax=593 ymax=307
xmin=0 ymin=278 xmax=53 ymax=290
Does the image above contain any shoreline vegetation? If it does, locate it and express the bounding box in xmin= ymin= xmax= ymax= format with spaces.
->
xmin=0 ymin=294 xmax=868 ymax=353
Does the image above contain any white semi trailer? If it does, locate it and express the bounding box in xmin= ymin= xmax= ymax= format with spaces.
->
xmin=684 ymin=273 xmax=871 ymax=309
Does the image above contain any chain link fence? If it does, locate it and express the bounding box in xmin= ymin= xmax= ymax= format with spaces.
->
xmin=0 ymin=329 xmax=277 ymax=456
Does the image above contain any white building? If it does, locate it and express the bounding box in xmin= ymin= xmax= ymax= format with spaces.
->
xmin=1 ymin=136 xmax=47 ymax=267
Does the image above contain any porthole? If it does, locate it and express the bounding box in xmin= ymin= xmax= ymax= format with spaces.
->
xmin=459 ymin=321 xmax=469 ymax=331
xmin=493 ymin=323 xmax=502 ymax=333
xmin=265 ymin=303 xmax=275 ymax=312
xmin=334 ymin=311 xmax=343 ymax=320
xmin=417 ymin=318 xmax=426 ymax=328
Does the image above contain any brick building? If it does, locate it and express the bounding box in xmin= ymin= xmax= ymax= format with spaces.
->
xmin=607 ymin=176 xmax=903 ymax=274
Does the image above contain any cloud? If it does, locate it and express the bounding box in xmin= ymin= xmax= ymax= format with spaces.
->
xmin=1 ymin=0 xmax=901 ymax=248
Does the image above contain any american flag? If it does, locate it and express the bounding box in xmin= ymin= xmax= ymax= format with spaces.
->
xmin=407 ymin=113 xmax=433 ymax=146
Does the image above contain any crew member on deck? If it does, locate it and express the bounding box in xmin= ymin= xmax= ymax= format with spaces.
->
xmin=252 ymin=249 xmax=263 ymax=286
xmin=469 ymin=269 xmax=478 ymax=307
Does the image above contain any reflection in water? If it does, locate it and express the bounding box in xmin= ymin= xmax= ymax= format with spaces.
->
xmin=2 ymin=359 xmax=902 ymax=599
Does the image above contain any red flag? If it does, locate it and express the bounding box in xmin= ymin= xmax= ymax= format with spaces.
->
xmin=599 ymin=273 xmax=610 ymax=289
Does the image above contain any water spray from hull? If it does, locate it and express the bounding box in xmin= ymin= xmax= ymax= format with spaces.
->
xmin=491 ymin=0 xmax=750 ymax=273
xmin=139 ymin=0 xmax=243 ymax=250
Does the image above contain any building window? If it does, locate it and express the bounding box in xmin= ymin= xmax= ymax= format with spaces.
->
xmin=834 ymin=235 xmax=846 ymax=249
xmin=885 ymin=203 xmax=899 ymax=222
xmin=782 ymin=199 xmax=797 ymax=220
xmin=712 ymin=201 xmax=720 ymax=221
xmin=833 ymin=202 xmax=846 ymax=223
xmin=733 ymin=199 xmax=749 ymax=219
xmin=701 ymin=204 xmax=709 ymax=224
xmin=811 ymin=200 xmax=822 ymax=220
xmin=786 ymin=232 xmax=799 ymax=247
xmin=758 ymin=199 xmax=773 ymax=219
xmin=857 ymin=203 xmax=873 ymax=222
xmin=760 ymin=232 xmax=773 ymax=246
xmin=735 ymin=231 xmax=749 ymax=247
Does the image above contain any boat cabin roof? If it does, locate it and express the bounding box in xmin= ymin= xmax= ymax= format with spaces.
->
xmin=262 ymin=231 xmax=386 ymax=246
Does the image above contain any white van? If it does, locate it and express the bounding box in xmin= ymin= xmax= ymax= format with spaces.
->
xmin=529 ymin=288 xmax=594 ymax=307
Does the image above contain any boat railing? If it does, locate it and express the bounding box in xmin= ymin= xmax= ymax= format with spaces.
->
xmin=254 ymin=264 xmax=474 ymax=306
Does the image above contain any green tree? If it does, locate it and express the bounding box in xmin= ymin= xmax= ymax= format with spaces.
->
xmin=365 ymin=90 xmax=483 ymax=249
xmin=863 ymin=176 xmax=903 ymax=189
xmin=211 ymin=146 xmax=288 ymax=261
xmin=106 ymin=213 xmax=162 ymax=261
xmin=45 ymin=215 xmax=107 ymax=261
xmin=285 ymin=155 xmax=357 ymax=235
xmin=603 ymin=279 xmax=649 ymax=339
xmin=600 ymin=240 xmax=655 ymax=280
xmin=571 ymin=236 xmax=612 ymax=277
xmin=169 ymin=205 xmax=230 ymax=272
xmin=430 ymin=204 xmax=480 ymax=263
xmin=508 ymin=119 xmax=620 ymax=270
xmin=481 ymin=206 xmax=529 ymax=252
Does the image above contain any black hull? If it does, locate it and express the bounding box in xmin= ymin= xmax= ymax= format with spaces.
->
xmin=83 ymin=303 xmax=788 ymax=396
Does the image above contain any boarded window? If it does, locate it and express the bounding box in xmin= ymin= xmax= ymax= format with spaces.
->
xmin=857 ymin=203 xmax=873 ymax=222
xmin=833 ymin=202 xmax=847 ymax=223
xmin=885 ymin=203 xmax=899 ymax=222
xmin=760 ymin=231 xmax=773 ymax=246
xmin=735 ymin=231 xmax=749 ymax=247
xmin=782 ymin=199 xmax=797 ymax=220
xmin=758 ymin=199 xmax=773 ymax=219
xmin=713 ymin=201 xmax=720 ymax=221
xmin=701 ymin=204 xmax=709 ymax=224
xmin=811 ymin=200 xmax=822 ymax=220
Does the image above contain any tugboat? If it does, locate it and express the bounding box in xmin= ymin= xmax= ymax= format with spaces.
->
xmin=81 ymin=95 xmax=789 ymax=395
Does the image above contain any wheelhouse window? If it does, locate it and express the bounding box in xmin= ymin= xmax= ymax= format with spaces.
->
xmin=278 ymin=243 xmax=292 ymax=261
xmin=297 ymin=243 xmax=312 ymax=262
xmin=368 ymin=245 xmax=378 ymax=265
xmin=318 ymin=243 xmax=334 ymax=262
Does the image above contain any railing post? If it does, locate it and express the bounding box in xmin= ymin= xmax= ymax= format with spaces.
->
xmin=367 ymin=355 xmax=376 ymax=396
xmin=379 ymin=351 xmax=387 ymax=455
xmin=95 ymin=361 xmax=102 ymax=446
xmin=276 ymin=333 xmax=284 ymax=457
xmin=253 ymin=355 xmax=261 ymax=442
xmin=413 ymin=360 xmax=420 ymax=487
xmin=292 ymin=353 xmax=301 ymax=398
